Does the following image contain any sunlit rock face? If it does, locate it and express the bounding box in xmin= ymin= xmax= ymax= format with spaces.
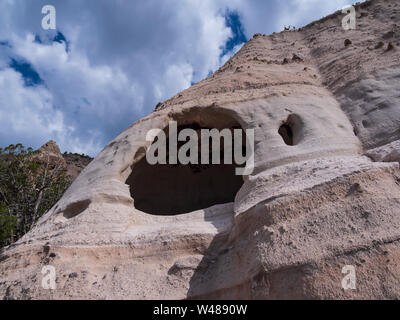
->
xmin=1 ymin=0 xmax=400 ymax=299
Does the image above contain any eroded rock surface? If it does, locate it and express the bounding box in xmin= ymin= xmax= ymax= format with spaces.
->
xmin=1 ymin=0 xmax=400 ymax=299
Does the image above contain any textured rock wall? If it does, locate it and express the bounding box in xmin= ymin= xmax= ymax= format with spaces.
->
xmin=1 ymin=0 xmax=400 ymax=300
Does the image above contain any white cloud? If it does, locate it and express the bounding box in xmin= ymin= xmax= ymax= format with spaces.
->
xmin=223 ymin=0 xmax=363 ymax=38
xmin=0 ymin=68 xmax=63 ymax=148
xmin=0 ymin=0 xmax=365 ymax=156
xmin=0 ymin=0 xmax=238 ymax=155
xmin=275 ymin=0 xmax=359 ymax=31
xmin=155 ymin=63 xmax=194 ymax=101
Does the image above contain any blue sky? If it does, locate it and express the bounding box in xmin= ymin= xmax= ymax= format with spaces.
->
xmin=0 ymin=0 xmax=359 ymax=156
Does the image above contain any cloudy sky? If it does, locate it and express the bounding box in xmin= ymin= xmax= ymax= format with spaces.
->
xmin=0 ymin=0 xmax=360 ymax=156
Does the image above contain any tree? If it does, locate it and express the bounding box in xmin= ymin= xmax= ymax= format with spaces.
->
xmin=0 ymin=144 xmax=71 ymax=248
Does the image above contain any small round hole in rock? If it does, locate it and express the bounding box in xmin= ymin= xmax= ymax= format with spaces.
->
xmin=278 ymin=114 xmax=302 ymax=146
xmin=62 ymin=200 xmax=91 ymax=219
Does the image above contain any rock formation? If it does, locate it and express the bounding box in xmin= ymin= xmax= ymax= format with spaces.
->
xmin=1 ymin=0 xmax=400 ymax=299
xmin=62 ymin=152 xmax=93 ymax=181
xmin=36 ymin=141 xmax=92 ymax=181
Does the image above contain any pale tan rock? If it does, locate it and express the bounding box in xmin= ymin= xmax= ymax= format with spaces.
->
xmin=1 ymin=0 xmax=400 ymax=300
xmin=35 ymin=140 xmax=67 ymax=171
xmin=367 ymin=140 xmax=400 ymax=163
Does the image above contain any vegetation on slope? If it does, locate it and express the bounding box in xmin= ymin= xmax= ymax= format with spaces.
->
xmin=0 ymin=143 xmax=90 ymax=248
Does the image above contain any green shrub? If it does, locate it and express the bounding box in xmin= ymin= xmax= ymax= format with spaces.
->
xmin=0 ymin=214 xmax=18 ymax=247
xmin=0 ymin=144 xmax=71 ymax=248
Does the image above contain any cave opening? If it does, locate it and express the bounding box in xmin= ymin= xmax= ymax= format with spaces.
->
xmin=125 ymin=109 xmax=246 ymax=216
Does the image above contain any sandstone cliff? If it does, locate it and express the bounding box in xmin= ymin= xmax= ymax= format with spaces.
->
xmin=1 ymin=0 xmax=400 ymax=299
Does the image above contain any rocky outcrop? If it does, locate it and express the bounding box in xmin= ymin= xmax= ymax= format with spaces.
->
xmin=35 ymin=140 xmax=67 ymax=170
xmin=367 ymin=140 xmax=400 ymax=163
xmin=62 ymin=153 xmax=92 ymax=181
xmin=1 ymin=0 xmax=400 ymax=299
xmin=35 ymin=141 xmax=92 ymax=181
